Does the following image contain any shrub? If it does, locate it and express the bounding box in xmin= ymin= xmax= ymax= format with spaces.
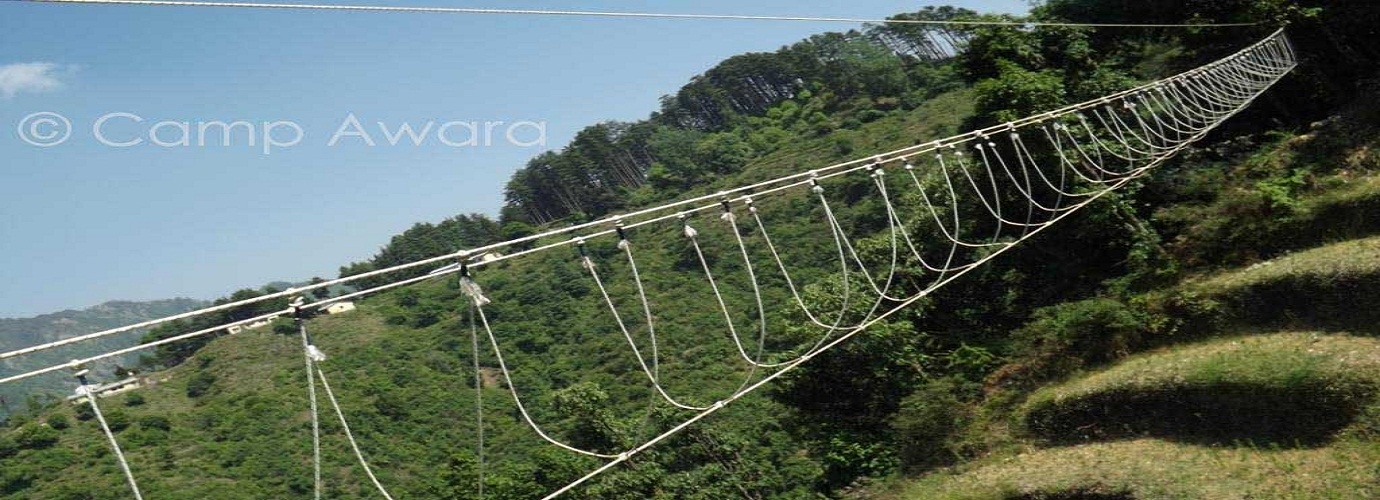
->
xmin=1012 ymin=298 xmax=1146 ymax=373
xmin=123 ymin=393 xmax=146 ymax=407
xmin=857 ymin=108 xmax=888 ymax=123
xmin=186 ymin=371 xmax=217 ymax=398
xmin=44 ymin=415 xmax=69 ymax=430
xmin=138 ymin=415 xmax=171 ymax=432
xmin=1143 ymin=290 xmax=1225 ymax=343
xmin=0 ymin=436 xmax=17 ymax=458
xmin=272 ymin=322 xmax=297 ymax=335
xmin=972 ymin=63 xmax=1065 ymax=125
xmin=12 ymin=425 xmax=59 ymax=450
xmin=892 ymin=378 xmax=971 ymax=471
xmin=103 ymin=409 xmax=130 ymax=432
xmin=73 ymin=403 xmax=94 ymax=422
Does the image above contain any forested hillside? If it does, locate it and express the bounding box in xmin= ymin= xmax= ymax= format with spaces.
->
xmin=3 ymin=0 xmax=1379 ymax=498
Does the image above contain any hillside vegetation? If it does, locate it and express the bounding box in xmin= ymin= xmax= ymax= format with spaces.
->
xmin=3 ymin=0 xmax=1380 ymax=498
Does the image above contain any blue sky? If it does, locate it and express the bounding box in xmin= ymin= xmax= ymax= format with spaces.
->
xmin=0 ymin=0 xmax=1028 ymax=317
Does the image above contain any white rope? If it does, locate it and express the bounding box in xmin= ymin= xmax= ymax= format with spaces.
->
xmin=314 ymin=365 xmax=397 ymax=500
xmin=3 ymin=0 xmax=1261 ymax=27
xmin=461 ymin=277 xmax=619 ymax=459
xmin=617 ymin=235 xmax=662 ymax=383
xmin=684 ymin=220 xmax=778 ymax=374
xmin=814 ymin=184 xmax=907 ymax=302
xmin=469 ymin=301 xmax=485 ymax=500
xmin=748 ymin=200 xmax=860 ymax=333
xmin=722 ymin=208 xmax=778 ymax=369
xmin=578 ymin=242 xmax=711 ymax=410
xmin=542 ymin=170 xmax=1157 ymax=500
xmin=75 ymin=373 xmax=145 ymax=500
xmin=299 ymin=317 xmax=323 ymax=500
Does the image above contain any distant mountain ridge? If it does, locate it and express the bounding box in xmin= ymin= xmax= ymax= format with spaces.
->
xmin=0 ymin=298 xmax=207 ymax=346
xmin=0 ymin=298 xmax=207 ymax=418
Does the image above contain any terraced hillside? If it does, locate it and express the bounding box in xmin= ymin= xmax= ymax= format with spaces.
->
xmin=887 ymin=235 xmax=1380 ymax=499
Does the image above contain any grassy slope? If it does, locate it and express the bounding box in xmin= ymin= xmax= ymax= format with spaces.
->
xmin=896 ymin=438 xmax=1379 ymax=499
xmin=886 ymin=233 xmax=1380 ymax=499
xmin=894 ymin=333 xmax=1380 ymax=499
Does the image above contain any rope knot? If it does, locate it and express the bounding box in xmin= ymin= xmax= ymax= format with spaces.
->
xmin=459 ymin=277 xmax=491 ymax=306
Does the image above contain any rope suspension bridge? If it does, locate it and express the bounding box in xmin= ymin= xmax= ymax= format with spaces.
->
xmin=0 ymin=25 xmax=1295 ymax=499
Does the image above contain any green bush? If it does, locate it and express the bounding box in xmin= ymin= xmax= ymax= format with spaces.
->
xmin=138 ymin=415 xmax=172 ymax=432
xmin=123 ymin=393 xmax=146 ymax=407
xmin=1012 ymin=298 xmax=1146 ymax=375
xmin=73 ymin=403 xmax=94 ymax=421
xmin=186 ymin=371 xmax=217 ymax=398
xmin=892 ymin=378 xmax=971 ymax=471
xmin=1142 ymin=290 xmax=1225 ymax=343
xmin=12 ymin=425 xmax=59 ymax=450
xmin=0 ymin=436 xmax=17 ymax=459
xmin=44 ymin=414 xmax=69 ymax=430
xmin=857 ymin=108 xmax=888 ymax=123
xmin=972 ymin=63 xmax=1065 ymax=125
xmin=272 ymin=321 xmax=297 ymax=335
xmin=103 ymin=409 xmax=130 ymax=432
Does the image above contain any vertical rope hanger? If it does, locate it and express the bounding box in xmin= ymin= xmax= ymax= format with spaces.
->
xmin=71 ymin=365 xmax=145 ymax=500
xmin=458 ymin=264 xmax=487 ymax=499
xmin=290 ymin=292 xmax=396 ymax=500
xmin=293 ymin=297 xmax=324 ymax=500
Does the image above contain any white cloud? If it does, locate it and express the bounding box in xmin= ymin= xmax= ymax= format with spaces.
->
xmin=0 ymin=62 xmax=73 ymax=99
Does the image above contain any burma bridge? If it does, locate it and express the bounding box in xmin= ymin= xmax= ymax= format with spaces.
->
xmin=0 ymin=28 xmax=1296 ymax=500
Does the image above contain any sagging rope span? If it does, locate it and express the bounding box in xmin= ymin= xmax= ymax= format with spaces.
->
xmin=0 ymin=28 xmax=1294 ymax=500
xmin=294 ymin=298 xmax=397 ymax=500
xmin=436 ymin=28 xmax=1297 ymax=498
